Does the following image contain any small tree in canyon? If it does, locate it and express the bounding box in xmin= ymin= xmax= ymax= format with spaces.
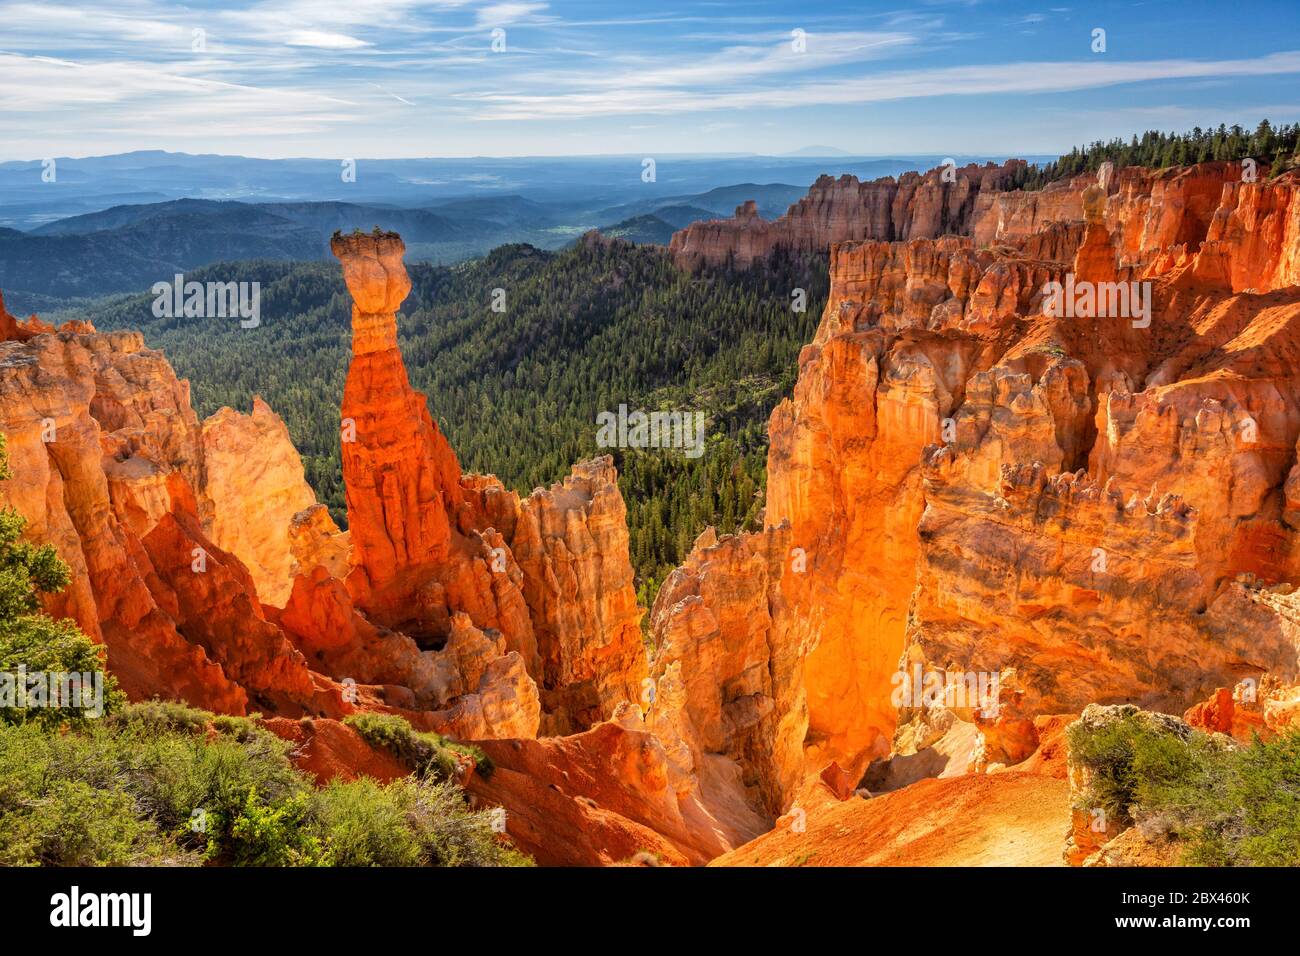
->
xmin=0 ymin=433 xmax=122 ymax=728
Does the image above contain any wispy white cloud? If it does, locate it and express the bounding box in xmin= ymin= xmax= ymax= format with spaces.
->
xmin=466 ymin=50 xmax=1300 ymax=119
xmin=1 ymin=0 xmax=1298 ymax=158
xmin=369 ymin=82 xmax=415 ymax=105
xmin=0 ymin=49 xmax=355 ymax=144
xmin=286 ymin=31 xmax=372 ymax=49
xmin=475 ymin=2 xmax=549 ymax=27
xmin=601 ymin=31 xmax=919 ymax=89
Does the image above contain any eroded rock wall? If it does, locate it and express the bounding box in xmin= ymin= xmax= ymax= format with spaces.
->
xmin=763 ymin=167 xmax=1300 ymax=787
xmin=669 ymin=161 xmax=1026 ymax=269
xmin=0 ymin=327 xmax=335 ymax=715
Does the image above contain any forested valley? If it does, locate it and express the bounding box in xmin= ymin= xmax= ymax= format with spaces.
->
xmin=81 ymin=237 xmax=828 ymax=613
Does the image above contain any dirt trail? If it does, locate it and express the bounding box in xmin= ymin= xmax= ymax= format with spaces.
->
xmin=710 ymin=771 xmax=1070 ymax=867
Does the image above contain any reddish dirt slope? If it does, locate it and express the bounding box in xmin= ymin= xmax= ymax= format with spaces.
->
xmin=262 ymin=717 xmax=409 ymax=785
xmin=711 ymin=771 xmax=1069 ymax=867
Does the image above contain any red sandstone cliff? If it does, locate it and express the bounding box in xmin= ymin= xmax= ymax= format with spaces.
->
xmin=0 ymin=325 xmax=337 ymax=715
xmin=325 ymin=232 xmax=646 ymax=736
xmin=669 ymin=158 xmax=1270 ymax=276
xmin=676 ymin=162 xmax=1300 ymax=868
xmin=0 ymin=235 xmax=652 ymax=751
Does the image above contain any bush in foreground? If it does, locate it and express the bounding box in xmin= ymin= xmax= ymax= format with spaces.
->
xmin=0 ymin=704 xmax=529 ymax=867
xmin=1068 ymin=710 xmax=1300 ymax=866
xmin=0 ymin=433 xmax=124 ymax=730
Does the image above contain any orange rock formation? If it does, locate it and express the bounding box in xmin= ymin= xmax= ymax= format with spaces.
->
xmin=656 ymin=160 xmax=1300 ymax=838
xmin=8 ymin=155 xmax=1300 ymax=867
xmin=748 ymin=162 xmax=1300 ymax=802
xmin=1184 ymin=676 xmax=1300 ymax=741
xmin=508 ymin=458 xmax=647 ymax=735
xmin=646 ymin=526 xmax=805 ymax=816
xmin=201 ymin=396 xmax=318 ymax=607
xmin=326 ymin=232 xmax=646 ymax=735
xmin=670 ymin=160 xmax=1026 ymax=269
xmin=0 ymin=290 xmax=58 ymax=341
xmin=711 ymin=769 xmax=1069 ymax=867
xmin=331 ymin=231 xmax=466 ymax=622
xmin=0 ymin=327 xmax=338 ymax=715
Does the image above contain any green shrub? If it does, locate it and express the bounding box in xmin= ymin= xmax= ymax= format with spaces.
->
xmin=106 ymin=698 xmax=211 ymax=735
xmin=126 ymin=720 xmax=305 ymax=860
xmin=306 ymin=776 xmax=529 ymax=867
xmin=0 ymin=704 xmax=528 ymax=867
xmin=398 ymin=777 xmax=531 ymax=867
xmin=1181 ymin=731 xmax=1300 ymax=866
xmin=343 ymin=712 xmax=482 ymax=780
xmin=308 ymin=777 xmax=423 ymax=866
xmin=0 ymin=722 xmax=191 ymax=865
xmin=0 ymin=433 xmax=124 ymax=730
xmin=1069 ymin=712 xmax=1300 ymax=866
xmin=228 ymin=787 xmax=327 ymax=866
xmin=212 ymin=713 xmax=267 ymax=743
xmin=1066 ymin=713 xmax=1212 ymax=824
xmin=0 ymin=780 xmax=163 ymax=866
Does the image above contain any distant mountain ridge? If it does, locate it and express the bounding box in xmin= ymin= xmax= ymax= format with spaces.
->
xmin=0 ymin=151 xmax=1052 ymax=308
xmin=32 ymin=198 xmax=499 ymax=241
xmin=0 ymin=197 xmax=549 ymax=303
xmin=0 ymin=182 xmax=818 ymax=305
xmin=0 ymin=150 xmax=1044 ymax=230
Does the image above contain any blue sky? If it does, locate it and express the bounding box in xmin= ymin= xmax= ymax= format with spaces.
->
xmin=2 ymin=0 xmax=1299 ymax=159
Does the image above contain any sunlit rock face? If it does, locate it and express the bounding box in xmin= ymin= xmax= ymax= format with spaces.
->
xmin=0 ymin=326 xmax=340 ymax=716
xmin=508 ymin=457 xmax=647 ymax=736
xmin=200 ymin=397 xmax=317 ymax=608
xmin=669 ymin=158 xmax=1270 ymax=278
xmin=327 ymin=234 xmax=648 ymax=738
xmin=331 ymin=231 xmax=466 ymax=621
xmin=1183 ymin=676 xmax=1300 ymax=742
xmin=319 ymin=233 xmax=540 ymax=737
xmin=646 ymin=525 xmax=805 ymax=817
xmin=755 ymin=164 xmax=1300 ymax=786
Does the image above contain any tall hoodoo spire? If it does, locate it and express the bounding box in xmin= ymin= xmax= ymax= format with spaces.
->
xmin=331 ymin=231 xmax=465 ymax=618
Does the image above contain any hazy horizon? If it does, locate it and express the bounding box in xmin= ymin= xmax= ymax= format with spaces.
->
xmin=0 ymin=146 xmax=1058 ymax=165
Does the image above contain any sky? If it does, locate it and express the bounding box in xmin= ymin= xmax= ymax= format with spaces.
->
xmin=2 ymin=0 xmax=1300 ymax=160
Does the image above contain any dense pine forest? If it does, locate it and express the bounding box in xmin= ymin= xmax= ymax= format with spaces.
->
xmin=81 ymin=237 xmax=827 ymax=614
xmin=1017 ymin=119 xmax=1300 ymax=187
